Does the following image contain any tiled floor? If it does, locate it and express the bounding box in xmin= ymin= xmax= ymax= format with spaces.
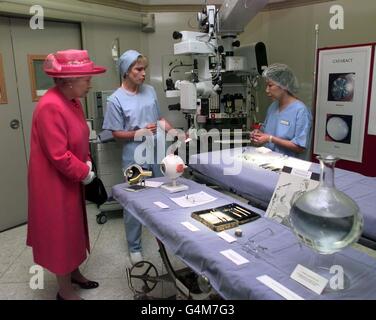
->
xmin=0 ymin=204 xmax=186 ymax=300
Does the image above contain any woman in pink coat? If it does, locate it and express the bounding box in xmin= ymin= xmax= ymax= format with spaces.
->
xmin=27 ymin=49 xmax=106 ymax=300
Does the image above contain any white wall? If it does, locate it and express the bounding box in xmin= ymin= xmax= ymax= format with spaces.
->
xmin=239 ymin=0 xmax=376 ymax=120
xmin=82 ymin=21 xmax=142 ymax=118
xmin=6 ymin=0 xmax=375 ymax=130
xmin=83 ymin=12 xmax=197 ymax=128
xmin=141 ymin=11 xmax=197 ymax=130
xmin=0 ymin=0 xmax=145 ymax=119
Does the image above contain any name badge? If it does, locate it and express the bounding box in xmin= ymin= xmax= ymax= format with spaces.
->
xmin=280 ymin=119 xmax=290 ymax=126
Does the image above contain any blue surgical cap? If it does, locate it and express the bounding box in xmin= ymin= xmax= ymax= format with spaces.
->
xmin=118 ymin=50 xmax=142 ymax=78
xmin=262 ymin=63 xmax=299 ymax=94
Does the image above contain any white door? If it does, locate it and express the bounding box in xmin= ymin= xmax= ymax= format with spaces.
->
xmin=0 ymin=17 xmax=28 ymax=231
xmin=0 ymin=16 xmax=81 ymax=231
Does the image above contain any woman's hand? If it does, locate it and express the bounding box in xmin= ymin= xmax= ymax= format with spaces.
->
xmin=136 ymin=123 xmax=157 ymax=137
xmin=251 ymin=131 xmax=271 ymax=145
xmin=82 ymin=169 xmax=95 ymax=185
xmin=145 ymin=122 xmax=157 ymax=135
xmin=249 ymin=129 xmax=261 ymax=141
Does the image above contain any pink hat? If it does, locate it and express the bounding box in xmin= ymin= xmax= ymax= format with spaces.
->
xmin=43 ymin=49 xmax=106 ymax=78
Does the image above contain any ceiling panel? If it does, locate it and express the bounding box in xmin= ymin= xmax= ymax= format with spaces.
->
xmin=119 ymin=0 xmax=286 ymax=4
xmin=79 ymin=0 xmax=333 ymax=12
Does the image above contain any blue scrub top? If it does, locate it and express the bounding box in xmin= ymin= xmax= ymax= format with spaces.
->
xmin=262 ymin=100 xmax=312 ymax=158
xmin=102 ymin=84 xmax=163 ymax=171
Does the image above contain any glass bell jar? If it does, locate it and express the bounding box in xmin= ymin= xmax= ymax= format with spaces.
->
xmin=289 ymin=155 xmax=363 ymax=255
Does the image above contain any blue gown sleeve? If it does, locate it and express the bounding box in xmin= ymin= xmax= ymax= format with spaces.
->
xmin=102 ymin=98 xmax=125 ymax=131
xmin=291 ymin=107 xmax=312 ymax=148
xmin=151 ymin=86 xmax=162 ymax=119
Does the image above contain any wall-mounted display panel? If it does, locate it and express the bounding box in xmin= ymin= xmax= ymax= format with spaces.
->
xmin=313 ymin=45 xmax=372 ymax=163
xmin=368 ymin=46 xmax=376 ymax=136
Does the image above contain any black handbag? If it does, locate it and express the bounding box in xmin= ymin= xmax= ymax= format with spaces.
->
xmin=85 ymin=158 xmax=108 ymax=207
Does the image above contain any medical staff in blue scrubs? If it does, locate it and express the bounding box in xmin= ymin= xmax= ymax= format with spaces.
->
xmin=103 ymin=50 xmax=179 ymax=266
xmin=250 ymin=63 xmax=312 ymax=158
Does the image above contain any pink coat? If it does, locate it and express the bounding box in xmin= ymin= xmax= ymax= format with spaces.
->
xmin=27 ymin=87 xmax=91 ymax=275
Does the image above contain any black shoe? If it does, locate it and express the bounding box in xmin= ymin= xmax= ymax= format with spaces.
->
xmin=56 ymin=292 xmax=85 ymax=300
xmin=56 ymin=293 xmax=65 ymax=300
xmin=71 ymin=278 xmax=99 ymax=289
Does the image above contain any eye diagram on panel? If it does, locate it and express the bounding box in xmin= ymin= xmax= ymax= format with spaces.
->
xmin=325 ymin=114 xmax=353 ymax=144
xmin=327 ymin=73 xmax=355 ymax=102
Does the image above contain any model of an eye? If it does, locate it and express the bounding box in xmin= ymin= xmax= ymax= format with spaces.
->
xmin=124 ymin=164 xmax=152 ymax=185
xmin=326 ymin=116 xmax=349 ymax=141
xmin=160 ymin=154 xmax=188 ymax=193
xmin=331 ymin=75 xmax=354 ymax=101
